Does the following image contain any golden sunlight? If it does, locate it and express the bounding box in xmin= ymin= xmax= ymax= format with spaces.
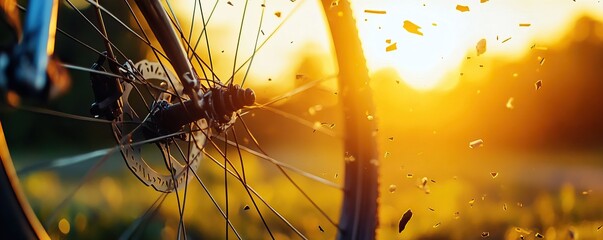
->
xmin=352 ymin=0 xmax=603 ymax=90
xmin=171 ymin=0 xmax=603 ymax=92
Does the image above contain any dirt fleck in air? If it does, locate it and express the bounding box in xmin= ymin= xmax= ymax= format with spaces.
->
xmin=456 ymin=5 xmax=470 ymax=12
xmin=364 ymin=9 xmax=386 ymax=14
xmin=403 ymin=20 xmax=423 ymax=36
xmin=535 ymin=80 xmax=542 ymax=90
xmin=506 ymin=97 xmax=515 ymax=109
xmin=470 ymin=139 xmax=484 ymax=149
xmin=476 ymin=39 xmax=487 ymax=56
xmin=386 ymin=42 xmax=397 ymax=52
xmin=398 ymin=209 xmax=413 ymax=233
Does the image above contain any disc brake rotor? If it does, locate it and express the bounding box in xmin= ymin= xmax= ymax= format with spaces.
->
xmin=112 ymin=60 xmax=209 ymax=193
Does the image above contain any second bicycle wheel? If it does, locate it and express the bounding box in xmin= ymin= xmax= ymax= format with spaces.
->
xmin=0 ymin=0 xmax=379 ymax=239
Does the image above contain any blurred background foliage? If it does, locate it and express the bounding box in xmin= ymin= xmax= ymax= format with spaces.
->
xmin=1 ymin=0 xmax=602 ymax=239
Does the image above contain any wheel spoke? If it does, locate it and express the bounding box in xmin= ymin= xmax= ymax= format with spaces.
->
xmin=239 ymin=0 xmax=265 ymax=87
xmin=202 ymin=150 xmax=303 ymax=240
xmin=17 ymin=147 xmax=113 ymax=176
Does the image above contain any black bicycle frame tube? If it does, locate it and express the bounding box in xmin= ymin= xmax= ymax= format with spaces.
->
xmin=135 ymin=0 xmax=202 ymax=107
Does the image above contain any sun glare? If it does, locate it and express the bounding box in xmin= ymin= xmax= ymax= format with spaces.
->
xmin=172 ymin=0 xmax=603 ymax=92
xmin=352 ymin=0 xmax=603 ymax=91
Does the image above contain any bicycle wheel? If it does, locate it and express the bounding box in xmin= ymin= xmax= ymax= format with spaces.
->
xmin=0 ymin=0 xmax=378 ymax=239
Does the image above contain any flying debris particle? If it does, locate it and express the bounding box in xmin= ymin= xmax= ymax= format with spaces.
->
xmin=517 ymin=230 xmax=530 ymax=239
xmin=503 ymin=203 xmax=508 ymax=211
xmin=274 ymin=12 xmax=282 ymax=17
xmin=569 ymin=229 xmax=575 ymax=239
xmin=227 ymin=1 xmax=233 ymax=6
xmin=540 ymin=57 xmax=546 ymax=65
xmin=386 ymin=42 xmax=397 ymax=52
xmin=535 ymin=80 xmax=542 ymax=90
xmin=364 ymin=9 xmax=386 ymax=14
xmin=519 ymin=23 xmax=532 ymax=27
xmin=469 ymin=198 xmax=476 ymax=207
xmin=388 ymin=137 xmax=394 ymax=141
xmin=389 ymin=184 xmax=397 ymax=193
xmin=597 ymin=224 xmax=602 ymax=231
xmin=456 ymin=5 xmax=470 ymax=12
xmin=319 ymin=225 xmax=324 ymax=232
xmin=428 ymin=207 xmax=435 ymax=212
xmin=502 ymin=37 xmax=512 ymax=43
xmin=432 ymin=22 xmax=438 ymax=26
xmin=469 ymin=139 xmax=484 ymax=149
xmin=243 ymin=205 xmax=250 ymax=211
xmin=367 ymin=115 xmax=374 ymax=121
xmin=476 ymin=38 xmax=487 ymax=56
xmin=506 ymin=97 xmax=515 ymax=110
xmin=407 ymin=173 xmax=414 ymax=178
xmin=261 ymin=30 xmax=265 ymax=35
xmin=335 ymin=173 xmax=338 ymax=178
xmin=330 ymin=0 xmax=339 ymax=8
xmin=398 ymin=209 xmax=413 ymax=233
xmin=454 ymin=211 xmax=460 ymax=219
xmin=433 ymin=222 xmax=441 ymax=228
xmin=403 ymin=20 xmax=423 ymax=36
xmin=481 ymin=0 xmax=489 ymax=2
xmin=490 ymin=172 xmax=499 ymax=178
xmin=517 ymin=202 xmax=524 ymax=208
xmin=418 ymin=177 xmax=430 ymax=194
xmin=481 ymin=232 xmax=490 ymax=238
xmin=535 ymin=232 xmax=544 ymax=238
